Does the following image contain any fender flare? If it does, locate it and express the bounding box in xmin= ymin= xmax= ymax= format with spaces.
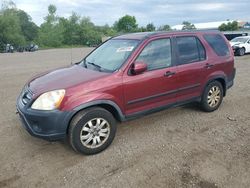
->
xmin=204 ymin=75 xmax=227 ymax=96
xmin=70 ymin=100 xmax=126 ymax=121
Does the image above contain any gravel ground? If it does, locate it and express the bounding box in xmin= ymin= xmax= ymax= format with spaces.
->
xmin=0 ymin=48 xmax=249 ymax=188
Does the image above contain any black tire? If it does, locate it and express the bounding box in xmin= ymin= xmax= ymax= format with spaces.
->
xmin=238 ymin=48 xmax=245 ymax=56
xmin=69 ymin=107 xmax=117 ymax=155
xmin=200 ymin=81 xmax=223 ymax=112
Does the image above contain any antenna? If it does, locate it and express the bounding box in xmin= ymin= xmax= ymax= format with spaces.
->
xmin=70 ymin=45 xmax=73 ymax=65
xmin=70 ymin=29 xmax=73 ymax=65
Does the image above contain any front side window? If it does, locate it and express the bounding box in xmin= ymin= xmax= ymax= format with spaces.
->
xmin=83 ymin=39 xmax=139 ymax=72
xmin=135 ymin=38 xmax=172 ymax=71
xmin=176 ymin=36 xmax=206 ymax=65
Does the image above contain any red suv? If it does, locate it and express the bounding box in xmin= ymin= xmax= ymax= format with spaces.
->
xmin=17 ymin=31 xmax=235 ymax=155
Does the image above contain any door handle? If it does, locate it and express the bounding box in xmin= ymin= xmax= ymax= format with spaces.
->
xmin=204 ymin=63 xmax=214 ymax=69
xmin=164 ymin=71 xmax=176 ymax=77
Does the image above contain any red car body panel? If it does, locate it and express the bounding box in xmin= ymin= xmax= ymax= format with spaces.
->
xmin=29 ymin=32 xmax=234 ymax=115
xmin=29 ymin=65 xmax=110 ymax=96
xmin=17 ymin=31 xmax=235 ymax=140
xmin=60 ymin=71 xmax=125 ymax=113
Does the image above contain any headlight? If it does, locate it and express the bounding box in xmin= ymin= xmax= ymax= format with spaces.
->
xmin=31 ymin=89 xmax=65 ymax=110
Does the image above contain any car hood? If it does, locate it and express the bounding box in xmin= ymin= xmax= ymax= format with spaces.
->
xmin=230 ymin=41 xmax=243 ymax=46
xmin=29 ymin=65 xmax=110 ymax=95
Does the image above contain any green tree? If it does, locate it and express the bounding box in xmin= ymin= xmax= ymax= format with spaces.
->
xmin=158 ymin=24 xmax=171 ymax=31
xmin=78 ymin=17 xmax=102 ymax=46
xmin=48 ymin=4 xmax=56 ymax=14
xmin=137 ymin=26 xmax=147 ymax=32
xmin=37 ymin=4 xmax=64 ymax=47
xmin=0 ymin=2 xmax=26 ymax=46
xmin=0 ymin=1 xmax=38 ymax=45
xmin=146 ymin=23 xmax=155 ymax=31
xmin=116 ymin=15 xmax=138 ymax=33
xmin=182 ymin=21 xmax=196 ymax=30
xmin=1 ymin=0 xmax=16 ymax=10
xmin=45 ymin=4 xmax=58 ymax=24
xmin=96 ymin=24 xmax=116 ymax=37
xmin=218 ymin=21 xmax=238 ymax=31
xmin=16 ymin=10 xmax=38 ymax=42
xmin=37 ymin=7 xmax=103 ymax=47
xmin=59 ymin=12 xmax=81 ymax=45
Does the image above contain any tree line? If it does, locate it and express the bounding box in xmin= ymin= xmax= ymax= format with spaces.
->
xmin=0 ymin=1 xmax=239 ymax=48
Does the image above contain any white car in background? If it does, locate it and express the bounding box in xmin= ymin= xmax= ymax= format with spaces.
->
xmin=230 ymin=36 xmax=250 ymax=56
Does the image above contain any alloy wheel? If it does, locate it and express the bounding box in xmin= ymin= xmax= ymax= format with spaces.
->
xmin=80 ymin=118 xmax=110 ymax=149
xmin=239 ymin=48 xmax=245 ymax=56
xmin=207 ymin=86 xmax=221 ymax=108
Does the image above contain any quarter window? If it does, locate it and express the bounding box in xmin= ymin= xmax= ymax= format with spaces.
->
xmin=176 ymin=36 xmax=206 ymax=65
xmin=203 ymin=34 xmax=229 ymax=56
xmin=136 ymin=38 xmax=172 ymax=71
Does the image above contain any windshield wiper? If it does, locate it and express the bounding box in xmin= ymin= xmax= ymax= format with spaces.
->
xmin=84 ymin=61 xmax=113 ymax=73
xmin=86 ymin=61 xmax=102 ymax=71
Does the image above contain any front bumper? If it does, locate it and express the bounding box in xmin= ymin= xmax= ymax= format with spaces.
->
xmin=232 ymin=46 xmax=240 ymax=54
xmin=16 ymin=89 xmax=73 ymax=141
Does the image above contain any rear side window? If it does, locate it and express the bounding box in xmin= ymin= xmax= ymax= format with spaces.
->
xmin=203 ymin=34 xmax=229 ymax=56
xmin=176 ymin=36 xmax=206 ymax=65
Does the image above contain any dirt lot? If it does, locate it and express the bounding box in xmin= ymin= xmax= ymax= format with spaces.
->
xmin=0 ymin=48 xmax=249 ymax=188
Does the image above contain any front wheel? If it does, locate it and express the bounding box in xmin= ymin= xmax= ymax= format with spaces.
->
xmin=200 ymin=81 xmax=223 ymax=112
xmin=69 ymin=107 xmax=117 ymax=155
xmin=238 ymin=48 xmax=245 ymax=56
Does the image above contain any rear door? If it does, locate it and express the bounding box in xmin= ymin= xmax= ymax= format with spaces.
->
xmin=174 ymin=35 xmax=208 ymax=102
xmin=203 ymin=33 xmax=234 ymax=85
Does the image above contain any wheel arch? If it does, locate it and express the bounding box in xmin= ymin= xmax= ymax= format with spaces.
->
xmin=66 ymin=100 xmax=125 ymax=134
xmin=204 ymin=76 xmax=227 ymax=96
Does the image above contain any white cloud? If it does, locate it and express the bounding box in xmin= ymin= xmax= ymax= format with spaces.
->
xmin=17 ymin=3 xmax=40 ymax=13
xmin=13 ymin=0 xmax=250 ymax=27
xmin=193 ymin=3 xmax=228 ymax=11
xmin=56 ymin=0 xmax=79 ymax=7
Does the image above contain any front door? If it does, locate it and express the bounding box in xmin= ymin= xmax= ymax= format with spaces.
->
xmin=123 ymin=37 xmax=178 ymax=116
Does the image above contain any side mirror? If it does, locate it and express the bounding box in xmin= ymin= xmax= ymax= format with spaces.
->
xmin=131 ymin=61 xmax=147 ymax=75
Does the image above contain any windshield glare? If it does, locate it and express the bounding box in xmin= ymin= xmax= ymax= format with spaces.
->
xmin=231 ymin=37 xmax=248 ymax=43
xmin=83 ymin=39 xmax=139 ymax=72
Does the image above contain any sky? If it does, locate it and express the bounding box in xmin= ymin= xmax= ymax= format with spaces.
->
xmin=10 ymin=0 xmax=250 ymax=27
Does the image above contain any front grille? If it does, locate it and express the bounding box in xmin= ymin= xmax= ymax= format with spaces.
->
xmin=21 ymin=87 xmax=33 ymax=105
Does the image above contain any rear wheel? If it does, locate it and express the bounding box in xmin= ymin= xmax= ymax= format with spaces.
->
xmin=200 ymin=81 xmax=223 ymax=112
xmin=69 ymin=107 xmax=117 ymax=155
xmin=238 ymin=47 xmax=245 ymax=56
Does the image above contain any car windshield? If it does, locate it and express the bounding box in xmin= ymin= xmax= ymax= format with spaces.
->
xmin=231 ymin=37 xmax=248 ymax=43
xmin=82 ymin=39 xmax=139 ymax=72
